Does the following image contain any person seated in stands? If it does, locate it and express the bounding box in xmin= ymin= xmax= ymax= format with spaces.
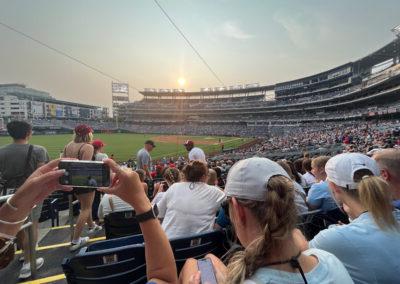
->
xmin=373 ymin=148 xmax=400 ymax=209
xmin=207 ymin=168 xmax=218 ymax=186
xmin=307 ymin=156 xmax=338 ymax=212
xmin=302 ymin=158 xmax=316 ymax=186
xmin=277 ymin=160 xmax=308 ymax=214
xmin=157 ymin=161 xmax=225 ymax=239
xmin=151 ymin=167 xmax=181 ymax=206
xmin=309 ymin=153 xmax=400 ymax=283
xmin=213 ymin=166 xmax=226 ymax=188
xmin=97 ymin=159 xmax=178 ymax=284
xmin=180 ymin=157 xmax=352 ymax=284
xmin=287 ymin=160 xmax=307 ymax=188
xmin=97 ymin=188 xmax=134 ymax=221
xmin=92 ymin=139 xmax=108 ymax=161
xmin=135 ymin=169 xmax=149 ymax=196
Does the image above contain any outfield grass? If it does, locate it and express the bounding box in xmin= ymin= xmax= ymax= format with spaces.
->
xmin=0 ymin=133 xmax=252 ymax=161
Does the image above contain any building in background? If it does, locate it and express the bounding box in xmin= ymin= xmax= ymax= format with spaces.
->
xmin=0 ymin=84 xmax=108 ymax=120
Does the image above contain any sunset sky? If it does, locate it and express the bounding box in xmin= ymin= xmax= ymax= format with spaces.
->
xmin=0 ymin=0 xmax=399 ymax=109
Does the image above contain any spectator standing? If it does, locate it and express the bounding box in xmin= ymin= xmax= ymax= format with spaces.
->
xmin=157 ymin=161 xmax=225 ymax=238
xmin=307 ymin=156 xmax=338 ymax=212
xmin=183 ymin=140 xmax=206 ymax=163
xmin=310 ymin=153 xmax=400 ymax=283
xmin=0 ymin=121 xmax=49 ymax=279
xmin=91 ymin=139 xmax=108 ymax=220
xmin=136 ymin=140 xmax=156 ymax=180
xmin=62 ymin=124 xmax=101 ymax=251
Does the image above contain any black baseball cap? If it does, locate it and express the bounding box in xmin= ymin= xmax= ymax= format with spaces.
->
xmin=145 ymin=140 xmax=156 ymax=147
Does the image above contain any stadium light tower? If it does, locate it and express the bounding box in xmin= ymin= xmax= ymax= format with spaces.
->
xmin=391 ymin=24 xmax=400 ymax=38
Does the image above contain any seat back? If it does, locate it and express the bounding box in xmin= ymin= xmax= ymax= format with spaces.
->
xmin=62 ymin=244 xmax=147 ymax=284
xmin=87 ymin=234 xmax=144 ymax=252
xmin=297 ymin=209 xmax=323 ymax=240
xmin=170 ymin=230 xmax=227 ymax=272
xmin=65 ymin=230 xmax=228 ymax=283
xmin=104 ymin=210 xmax=141 ymax=239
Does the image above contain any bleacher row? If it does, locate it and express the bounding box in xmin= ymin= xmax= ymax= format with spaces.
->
xmin=37 ymin=188 xmax=346 ymax=284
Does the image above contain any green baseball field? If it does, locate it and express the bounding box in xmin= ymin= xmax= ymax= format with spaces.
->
xmin=0 ymin=133 xmax=252 ymax=161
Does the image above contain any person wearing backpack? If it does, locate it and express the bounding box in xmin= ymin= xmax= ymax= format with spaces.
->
xmin=0 ymin=121 xmax=49 ymax=279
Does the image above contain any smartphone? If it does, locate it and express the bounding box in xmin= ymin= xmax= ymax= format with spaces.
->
xmin=197 ymin=258 xmax=217 ymax=284
xmin=59 ymin=160 xmax=110 ymax=187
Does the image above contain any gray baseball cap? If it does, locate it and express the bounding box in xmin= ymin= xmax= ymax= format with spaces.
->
xmin=225 ymin=157 xmax=290 ymax=201
xmin=325 ymin=153 xmax=379 ymax=190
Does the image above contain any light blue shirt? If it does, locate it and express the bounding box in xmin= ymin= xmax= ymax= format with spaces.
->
xmin=244 ymin=248 xmax=353 ymax=284
xmin=306 ymin=180 xmax=338 ymax=212
xmin=310 ymin=211 xmax=400 ymax=284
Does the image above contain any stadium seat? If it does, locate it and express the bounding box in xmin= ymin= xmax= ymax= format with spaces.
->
xmin=82 ymin=230 xmax=228 ymax=276
xmin=297 ymin=209 xmax=323 ymax=240
xmin=169 ymin=230 xmax=228 ymax=272
xmin=104 ymin=210 xmax=141 ymax=239
xmin=297 ymin=208 xmax=349 ymax=239
xmin=86 ymin=234 xmax=144 ymax=252
xmin=62 ymin=244 xmax=147 ymax=284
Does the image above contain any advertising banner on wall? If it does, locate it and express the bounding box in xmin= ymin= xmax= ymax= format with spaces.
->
xmin=31 ymin=101 xmax=44 ymax=116
xmin=56 ymin=105 xmax=64 ymax=118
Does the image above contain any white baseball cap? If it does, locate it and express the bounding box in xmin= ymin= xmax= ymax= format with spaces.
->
xmin=225 ymin=157 xmax=290 ymax=201
xmin=325 ymin=153 xmax=380 ymax=190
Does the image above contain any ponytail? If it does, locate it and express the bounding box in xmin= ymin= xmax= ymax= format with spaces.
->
xmin=358 ymin=176 xmax=398 ymax=231
xmin=227 ymin=176 xmax=298 ymax=282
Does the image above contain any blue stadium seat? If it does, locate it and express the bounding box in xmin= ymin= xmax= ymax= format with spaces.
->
xmin=169 ymin=230 xmax=227 ymax=272
xmin=64 ymin=230 xmax=228 ymax=283
xmin=62 ymin=244 xmax=147 ymax=284
xmin=104 ymin=210 xmax=141 ymax=239
xmin=86 ymin=234 xmax=144 ymax=252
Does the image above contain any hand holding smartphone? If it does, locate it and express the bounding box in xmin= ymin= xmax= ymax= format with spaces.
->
xmin=58 ymin=160 xmax=110 ymax=187
xmin=197 ymin=258 xmax=218 ymax=284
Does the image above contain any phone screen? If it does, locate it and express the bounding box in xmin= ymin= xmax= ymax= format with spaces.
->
xmin=59 ymin=160 xmax=110 ymax=187
xmin=197 ymin=258 xmax=217 ymax=284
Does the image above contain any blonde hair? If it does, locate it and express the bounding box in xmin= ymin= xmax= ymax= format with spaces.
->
xmin=311 ymin=156 xmax=330 ymax=170
xmin=73 ymin=132 xmax=93 ymax=143
xmin=342 ymin=169 xmax=399 ymax=231
xmin=227 ymin=176 xmax=298 ymax=283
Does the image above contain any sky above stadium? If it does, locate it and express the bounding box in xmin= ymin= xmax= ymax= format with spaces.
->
xmin=0 ymin=0 xmax=399 ymax=109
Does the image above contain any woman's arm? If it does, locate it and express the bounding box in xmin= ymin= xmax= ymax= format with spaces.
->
xmin=99 ymin=159 xmax=177 ymax=284
xmin=0 ymin=159 xmax=72 ymax=237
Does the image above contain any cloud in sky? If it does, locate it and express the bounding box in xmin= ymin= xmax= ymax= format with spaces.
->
xmin=217 ymin=21 xmax=254 ymax=40
xmin=273 ymin=10 xmax=329 ymax=49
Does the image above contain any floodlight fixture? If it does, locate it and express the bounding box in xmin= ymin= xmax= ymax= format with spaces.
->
xmin=391 ymin=24 xmax=400 ymax=38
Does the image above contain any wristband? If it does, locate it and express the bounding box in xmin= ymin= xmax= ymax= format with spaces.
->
xmin=6 ymin=197 xmax=36 ymax=211
xmin=0 ymin=216 xmax=28 ymax=225
xmin=6 ymin=197 xmax=18 ymax=211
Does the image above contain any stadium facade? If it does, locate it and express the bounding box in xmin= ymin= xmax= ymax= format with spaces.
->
xmin=117 ymin=37 xmax=400 ymax=136
xmin=0 ymin=84 xmax=109 ymax=121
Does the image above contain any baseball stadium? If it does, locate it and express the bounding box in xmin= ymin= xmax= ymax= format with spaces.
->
xmin=1 ymin=1 xmax=400 ymax=284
